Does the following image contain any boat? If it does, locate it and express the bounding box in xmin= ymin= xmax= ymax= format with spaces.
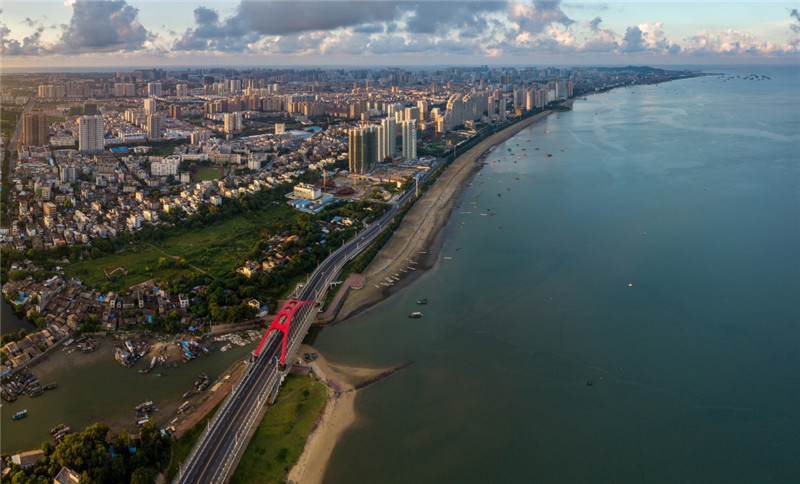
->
xmin=408 ymin=312 xmax=423 ymax=319
xmin=13 ymin=409 xmax=28 ymax=420
xmin=50 ymin=424 xmax=66 ymax=435
xmin=416 ymin=298 xmax=429 ymax=305
xmin=220 ymin=343 xmax=232 ymax=352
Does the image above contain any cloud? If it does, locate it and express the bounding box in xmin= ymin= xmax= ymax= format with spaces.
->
xmin=510 ymin=0 xmax=574 ymax=34
xmin=620 ymin=25 xmax=645 ymax=52
xmin=790 ymin=8 xmax=800 ymax=33
xmin=684 ymin=29 xmax=780 ymax=56
xmin=59 ymin=0 xmax=151 ymax=53
xmin=587 ymin=16 xmax=602 ymax=32
xmin=404 ymin=1 xmax=507 ymax=35
xmin=619 ymin=22 xmax=679 ymax=54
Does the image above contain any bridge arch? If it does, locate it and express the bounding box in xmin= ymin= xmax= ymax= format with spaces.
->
xmin=254 ymin=298 xmax=318 ymax=366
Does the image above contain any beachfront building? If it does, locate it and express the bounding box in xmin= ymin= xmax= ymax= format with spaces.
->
xmin=377 ymin=117 xmax=396 ymax=162
xmin=348 ymin=125 xmax=378 ymax=174
xmin=402 ymin=119 xmax=417 ymax=160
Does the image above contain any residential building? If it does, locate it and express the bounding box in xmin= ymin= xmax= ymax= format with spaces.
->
xmin=402 ymin=119 xmax=417 ymax=160
xmin=348 ymin=125 xmax=378 ymax=174
xmin=22 ymin=112 xmax=48 ymax=146
xmin=146 ymin=113 xmax=165 ymax=140
xmin=78 ymin=115 xmax=104 ymax=154
xmin=147 ymin=82 xmax=162 ymax=97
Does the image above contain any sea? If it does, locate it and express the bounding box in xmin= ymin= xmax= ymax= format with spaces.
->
xmin=315 ymin=65 xmax=800 ymax=483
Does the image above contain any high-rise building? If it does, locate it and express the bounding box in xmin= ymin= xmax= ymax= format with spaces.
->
xmin=223 ymin=112 xmax=242 ymax=133
xmin=78 ymin=115 xmax=104 ymax=154
xmin=168 ymin=104 xmax=181 ymax=119
xmin=417 ymin=100 xmax=428 ymax=121
xmin=144 ymin=98 xmax=157 ymax=116
xmin=348 ymin=125 xmax=378 ymax=174
xmin=401 ymin=120 xmax=417 ymax=160
xmin=176 ymin=83 xmax=188 ymax=97
xmin=377 ymin=117 xmax=396 ymax=162
xmin=113 ymin=82 xmax=136 ymax=97
xmin=22 ymin=113 xmax=48 ymax=146
xmin=146 ymin=113 xmax=165 ymax=140
xmin=147 ymin=82 xmax=163 ymax=97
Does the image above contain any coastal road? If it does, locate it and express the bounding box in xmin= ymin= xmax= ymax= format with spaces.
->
xmin=175 ymin=194 xmax=406 ymax=484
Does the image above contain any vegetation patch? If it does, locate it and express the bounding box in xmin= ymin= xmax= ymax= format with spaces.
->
xmin=229 ymin=375 xmax=327 ymax=484
xmin=64 ymin=203 xmax=295 ymax=292
xmin=195 ymin=167 xmax=223 ymax=181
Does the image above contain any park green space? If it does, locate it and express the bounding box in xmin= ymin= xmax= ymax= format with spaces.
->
xmin=1 ymin=107 xmax=23 ymax=141
xmin=195 ymin=167 xmax=222 ymax=181
xmin=229 ymin=375 xmax=327 ymax=484
xmin=64 ymin=203 xmax=294 ymax=291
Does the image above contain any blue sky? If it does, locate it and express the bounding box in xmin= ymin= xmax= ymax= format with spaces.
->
xmin=1 ymin=1 xmax=799 ymax=68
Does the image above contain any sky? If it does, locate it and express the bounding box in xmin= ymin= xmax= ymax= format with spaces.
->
xmin=1 ymin=0 xmax=799 ymax=69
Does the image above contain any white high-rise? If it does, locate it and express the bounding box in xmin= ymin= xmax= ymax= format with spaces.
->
xmin=78 ymin=115 xmax=104 ymax=154
xmin=147 ymin=82 xmax=162 ymax=97
xmin=401 ymin=119 xmax=417 ymax=160
xmin=378 ymin=117 xmax=396 ymax=162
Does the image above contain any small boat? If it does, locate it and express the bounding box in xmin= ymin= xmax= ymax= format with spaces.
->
xmin=408 ymin=312 xmax=423 ymax=319
xmin=13 ymin=409 xmax=28 ymax=420
xmin=416 ymin=298 xmax=428 ymax=305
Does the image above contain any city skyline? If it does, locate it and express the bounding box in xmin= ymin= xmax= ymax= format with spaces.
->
xmin=2 ymin=0 xmax=799 ymax=70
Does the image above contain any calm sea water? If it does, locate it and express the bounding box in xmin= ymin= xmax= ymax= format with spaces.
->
xmin=316 ymin=66 xmax=800 ymax=482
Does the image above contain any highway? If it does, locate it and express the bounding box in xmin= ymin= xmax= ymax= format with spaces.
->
xmin=175 ymin=185 xmax=416 ymax=483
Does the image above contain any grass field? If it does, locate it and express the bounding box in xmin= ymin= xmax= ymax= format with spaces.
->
xmin=195 ymin=167 xmax=223 ymax=181
xmin=65 ymin=203 xmax=294 ymax=291
xmin=229 ymin=375 xmax=328 ymax=484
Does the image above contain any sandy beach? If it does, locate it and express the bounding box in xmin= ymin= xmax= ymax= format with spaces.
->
xmin=336 ymin=110 xmax=553 ymax=321
xmin=290 ymin=111 xmax=553 ymax=482
xmin=288 ymin=344 xmax=398 ymax=484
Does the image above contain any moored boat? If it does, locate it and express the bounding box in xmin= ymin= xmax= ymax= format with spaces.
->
xmin=409 ymin=312 xmax=423 ymax=319
xmin=416 ymin=298 xmax=428 ymax=305
xmin=13 ymin=409 xmax=28 ymax=420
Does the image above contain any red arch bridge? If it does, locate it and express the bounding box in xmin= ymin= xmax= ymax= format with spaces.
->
xmin=253 ymin=298 xmax=319 ymax=367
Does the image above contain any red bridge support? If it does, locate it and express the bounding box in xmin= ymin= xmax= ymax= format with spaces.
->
xmin=254 ymin=299 xmax=318 ymax=367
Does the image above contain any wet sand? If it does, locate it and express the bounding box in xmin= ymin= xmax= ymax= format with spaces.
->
xmin=288 ymin=344 xmax=398 ymax=484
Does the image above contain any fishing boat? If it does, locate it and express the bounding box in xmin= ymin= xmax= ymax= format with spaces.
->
xmin=13 ymin=409 xmax=28 ymax=420
xmin=408 ymin=312 xmax=423 ymax=319
xmin=416 ymin=298 xmax=429 ymax=305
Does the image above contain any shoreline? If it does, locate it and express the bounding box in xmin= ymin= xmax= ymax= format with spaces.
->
xmin=287 ymin=344 xmax=403 ymax=484
xmin=288 ymin=109 xmax=555 ymax=482
xmin=335 ymin=109 xmax=553 ymax=322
